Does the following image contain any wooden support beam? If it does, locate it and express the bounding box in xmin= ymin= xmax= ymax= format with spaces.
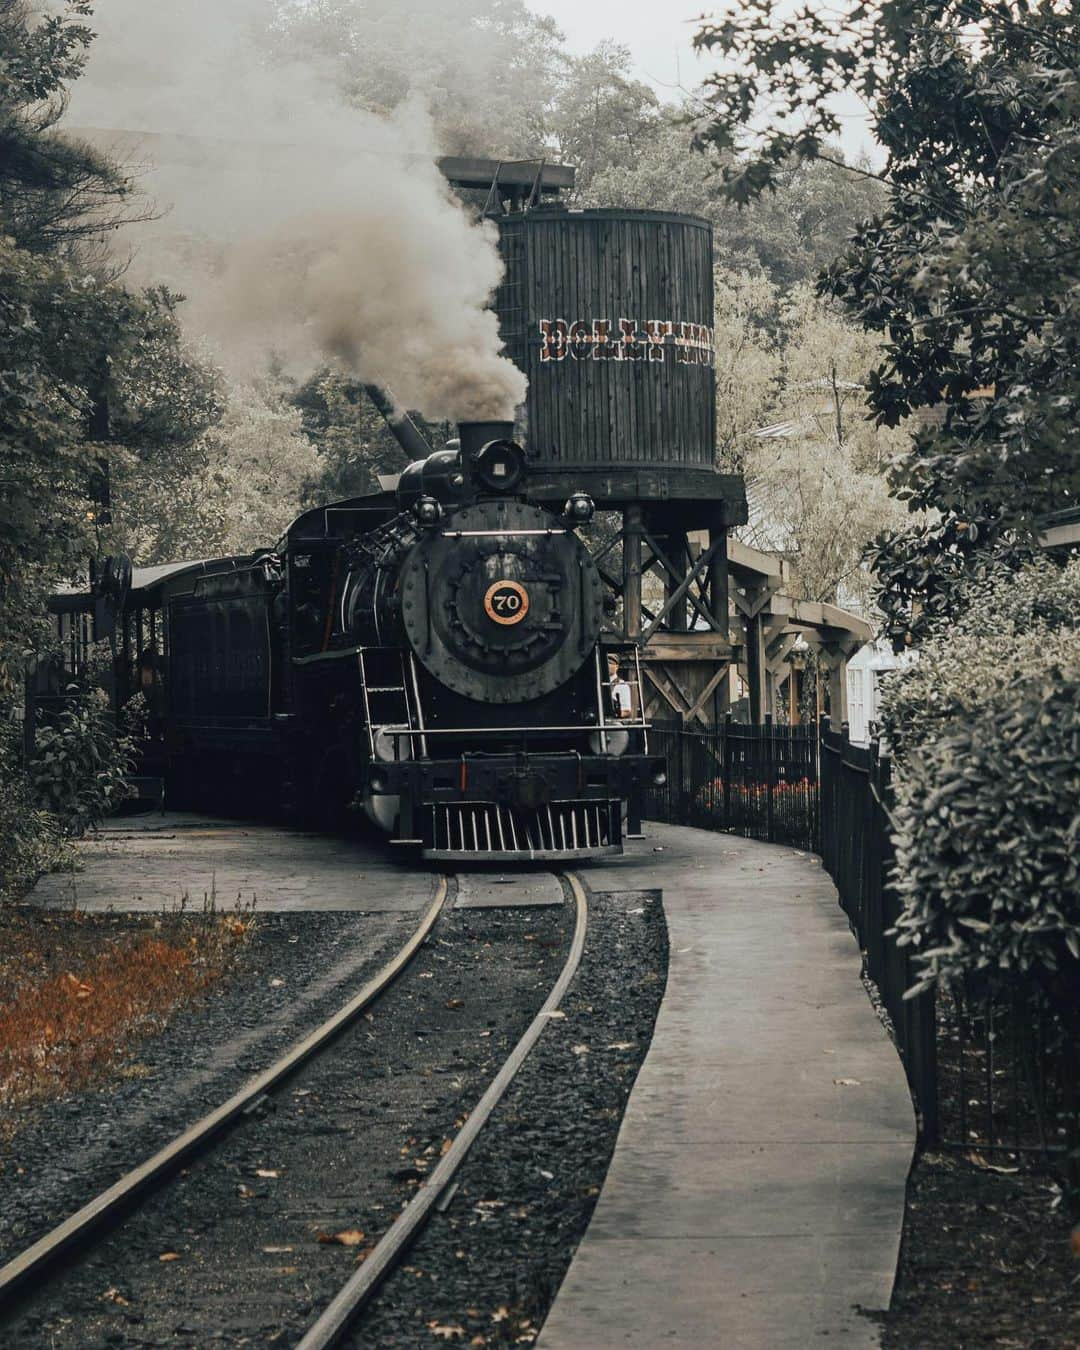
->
xmin=745 ymin=611 xmax=767 ymax=723
xmin=641 ymin=539 xmax=722 ymax=641
xmin=708 ymin=522 xmax=729 ymax=640
xmin=685 ymin=664 xmax=729 ymax=725
xmin=644 ymin=666 xmax=691 ymax=721
xmin=623 ymin=504 xmax=643 ymax=643
xmin=819 ymin=644 xmax=850 ymax=724
xmin=731 ymin=579 xmax=778 ymax=621
xmin=642 ymin=528 xmax=718 ymax=632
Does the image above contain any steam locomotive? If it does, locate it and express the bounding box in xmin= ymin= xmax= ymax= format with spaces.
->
xmin=142 ymin=419 xmax=663 ymax=861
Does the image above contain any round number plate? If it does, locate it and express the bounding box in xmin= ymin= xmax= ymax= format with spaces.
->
xmin=484 ymin=579 xmax=530 ymax=626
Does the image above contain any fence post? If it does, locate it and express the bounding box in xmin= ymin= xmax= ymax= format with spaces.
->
xmin=723 ymin=711 xmax=732 ymax=831
xmin=764 ymin=711 xmax=775 ymax=844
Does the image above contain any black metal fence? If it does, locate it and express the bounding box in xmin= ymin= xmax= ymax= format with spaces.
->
xmin=819 ymin=719 xmax=939 ymax=1143
xmin=820 ymin=718 xmax=1071 ymax=1161
xmin=646 ymin=715 xmax=818 ymax=851
xmin=647 ymin=714 xmax=1072 ymax=1163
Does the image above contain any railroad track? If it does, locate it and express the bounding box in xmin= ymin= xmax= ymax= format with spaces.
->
xmin=0 ymin=869 xmax=590 ymax=1348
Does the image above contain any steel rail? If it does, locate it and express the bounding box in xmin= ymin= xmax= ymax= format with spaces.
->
xmin=0 ymin=875 xmax=450 ymax=1305
xmin=296 ymin=870 xmax=590 ymax=1350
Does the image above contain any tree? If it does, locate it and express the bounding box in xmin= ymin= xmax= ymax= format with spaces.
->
xmin=0 ymin=0 xmax=149 ymax=255
xmin=293 ymin=371 xmax=450 ymax=505
xmin=735 ymin=283 xmax=909 ymax=609
xmin=693 ymin=0 xmax=1080 ymax=643
xmin=548 ymin=43 xmax=661 ymax=199
xmin=585 ymin=107 xmax=885 ymax=288
xmin=104 ymin=288 xmax=227 ymax=564
xmin=0 ymin=0 xmax=232 ymax=889
xmin=269 ymin=0 xmax=562 ymax=160
xmin=210 ymin=378 xmax=322 ymax=555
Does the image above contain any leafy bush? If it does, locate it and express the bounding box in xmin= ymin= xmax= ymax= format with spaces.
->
xmin=0 ymin=719 xmax=70 ymax=904
xmin=29 ymin=690 xmax=135 ymax=837
xmin=878 ymin=558 xmax=1080 ymax=761
xmin=883 ymin=558 xmax=1080 ymax=1012
xmin=891 ymin=662 xmax=1080 ymax=1010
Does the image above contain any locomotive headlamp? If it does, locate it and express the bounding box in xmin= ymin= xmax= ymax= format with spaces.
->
xmin=652 ymin=768 xmax=668 ymax=787
xmin=414 ymin=495 xmax=442 ymax=526
xmin=472 ymin=438 xmax=526 ymax=494
xmin=564 ymin=492 xmax=595 ymax=525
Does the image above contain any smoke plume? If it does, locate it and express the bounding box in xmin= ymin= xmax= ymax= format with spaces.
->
xmin=66 ymin=0 xmax=526 ymax=421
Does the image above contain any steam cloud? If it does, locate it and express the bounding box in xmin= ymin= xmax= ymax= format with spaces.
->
xmin=67 ymin=0 xmax=527 ymax=421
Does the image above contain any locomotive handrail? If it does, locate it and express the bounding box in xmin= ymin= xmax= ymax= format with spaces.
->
xmin=438 ymin=528 xmax=570 ymax=538
xmin=369 ymin=722 xmax=649 ymax=736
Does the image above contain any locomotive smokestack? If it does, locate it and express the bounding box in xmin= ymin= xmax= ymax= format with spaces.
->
xmin=457 ymin=420 xmax=515 ymax=463
xmin=458 ymin=420 xmax=526 ymax=496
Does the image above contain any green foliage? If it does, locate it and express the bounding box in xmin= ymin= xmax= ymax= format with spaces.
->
xmin=1 ymin=237 xmax=99 ymax=694
xmin=29 ymin=688 xmax=136 ymax=837
xmin=878 ymin=558 xmax=1080 ymax=761
xmin=0 ymin=718 xmax=70 ymax=904
xmin=891 ymin=666 xmax=1079 ymax=1009
xmin=693 ymin=0 xmax=1080 ymax=642
xmin=547 ymin=43 xmax=660 ymax=199
xmin=0 ymin=0 xmax=143 ymax=254
xmin=209 ymin=378 xmax=321 ymax=553
xmin=882 ymin=559 xmax=1080 ymax=1006
xmin=719 ymin=271 xmax=907 ymax=607
xmin=293 ymin=371 xmax=450 ymax=505
xmin=270 ymin=0 xmax=562 ymax=160
xmin=587 ymin=109 xmax=884 ymax=289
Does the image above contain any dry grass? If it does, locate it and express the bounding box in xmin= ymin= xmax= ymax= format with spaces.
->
xmin=0 ymin=906 xmax=253 ymax=1139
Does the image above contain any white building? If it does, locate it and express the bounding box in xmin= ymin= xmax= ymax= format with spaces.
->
xmin=846 ymin=638 xmax=916 ymax=743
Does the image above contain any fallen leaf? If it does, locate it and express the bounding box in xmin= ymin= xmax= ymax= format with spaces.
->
xmin=269 ymin=978 xmax=285 ymax=988
xmin=277 ymin=1265 xmax=299 ymax=1275
xmin=967 ymin=1152 xmax=1019 ymax=1174
xmin=440 ymin=1137 xmax=453 ymax=1156
xmin=419 ymin=971 xmax=434 ymax=979
xmin=539 ymin=1169 xmax=554 ymax=1180
xmin=263 ymin=1246 xmax=293 ymax=1254
xmin=833 ymin=1078 xmax=861 ymax=1087
xmin=491 ymin=1307 xmax=510 ymax=1323
xmin=255 ymin=1169 xmax=279 ymax=1178
xmin=317 ymin=1228 xmax=366 ymax=1246
xmin=445 ymin=998 xmax=464 ymax=1010
xmin=237 ymin=1184 xmax=255 ymax=1199
xmin=606 ymin=1042 xmax=636 ymax=1051
xmin=544 ymin=1010 xmax=567 ymax=1020
xmin=427 ymin=1322 xmax=465 ymax=1340
xmin=158 ymin=1252 xmax=180 ymax=1262
xmin=571 ymin=1044 xmax=589 ymax=1056
xmin=101 ymin=1287 xmax=128 ymax=1305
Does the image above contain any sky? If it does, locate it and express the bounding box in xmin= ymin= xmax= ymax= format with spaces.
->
xmin=529 ymin=0 xmax=711 ymax=100
xmin=526 ymin=0 xmax=879 ymax=163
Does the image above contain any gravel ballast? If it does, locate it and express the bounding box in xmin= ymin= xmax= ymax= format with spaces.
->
xmin=0 ymin=873 xmax=629 ymax=1346
xmin=0 ymin=908 xmax=419 ymax=1270
xmin=0 ymin=878 xmax=667 ymax=1348
xmin=346 ymin=885 xmax=668 ymax=1348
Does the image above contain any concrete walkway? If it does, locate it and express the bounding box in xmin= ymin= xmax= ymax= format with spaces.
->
xmin=27 ymin=812 xmax=436 ymax=913
xmin=539 ymin=823 xmax=914 ymax=1349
